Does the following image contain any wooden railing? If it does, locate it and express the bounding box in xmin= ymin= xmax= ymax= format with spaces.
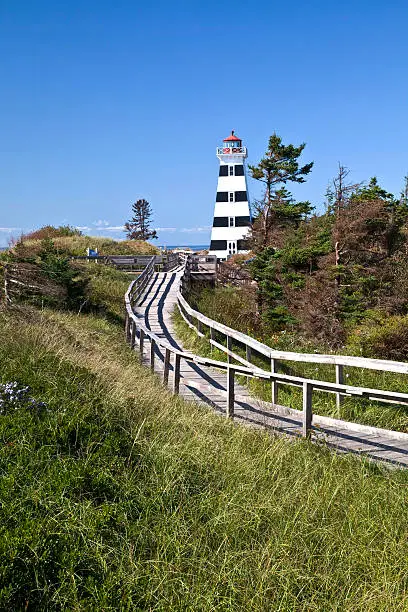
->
xmin=124 ymin=256 xmax=258 ymax=418
xmin=72 ymin=252 xmax=180 ymax=272
xmin=124 ymin=256 xmax=408 ymax=440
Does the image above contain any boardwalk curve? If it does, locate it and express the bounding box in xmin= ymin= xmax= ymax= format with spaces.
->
xmin=125 ymin=259 xmax=408 ymax=467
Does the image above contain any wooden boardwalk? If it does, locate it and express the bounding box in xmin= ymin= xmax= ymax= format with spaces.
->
xmin=132 ymin=270 xmax=408 ymax=467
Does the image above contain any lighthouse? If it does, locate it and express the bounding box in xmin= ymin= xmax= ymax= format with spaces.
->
xmin=209 ymin=131 xmax=252 ymax=260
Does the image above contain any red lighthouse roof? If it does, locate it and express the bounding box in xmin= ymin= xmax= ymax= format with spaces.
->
xmin=223 ymin=130 xmax=241 ymax=142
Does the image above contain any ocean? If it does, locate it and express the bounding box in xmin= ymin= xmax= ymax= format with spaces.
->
xmin=159 ymin=244 xmax=209 ymax=251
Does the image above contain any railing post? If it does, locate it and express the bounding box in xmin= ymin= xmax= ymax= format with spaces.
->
xmin=197 ymin=319 xmax=202 ymax=334
xmin=173 ymin=354 xmax=181 ymax=395
xmin=163 ymin=348 xmax=171 ymax=386
xmin=227 ymin=366 xmax=235 ymax=418
xmin=139 ymin=329 xmax=145 ymax=357
xmin=246 ymin=345 xmax=252 ymax=363
xmin=227 ymin=336 xmax=232 ymax=363
xmin=210 ymin=327 xmax=215 ymax=346
xmin=336 ymin=364 xmax=344 ymax=409
xmin=302 ymin=381 xmax=313 ymax=438
xmin=130 ymin=320 xmax=136 ymax=349
xmin=150 ymin=338 xmax=156 ymax=371
xmin=271 ymin=358 xmax=278 ymax=405
xmin=125 ymin=312 xmax=131 ymax=342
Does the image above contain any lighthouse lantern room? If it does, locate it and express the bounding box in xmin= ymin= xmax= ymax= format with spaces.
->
xmin=209 ymin=131 xmax=252 ymax=260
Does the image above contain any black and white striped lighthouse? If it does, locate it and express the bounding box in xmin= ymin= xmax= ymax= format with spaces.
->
xmin=209 ymin=131 xmax=251 ymax=260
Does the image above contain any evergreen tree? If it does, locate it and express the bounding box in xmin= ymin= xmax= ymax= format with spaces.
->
xmin=248 ymin=134 xmax=314 ymax=250
xmin=125 ymin=199 xmax=158 ymax=241
xmin=400 ymin=175 xmax=408 ymax=207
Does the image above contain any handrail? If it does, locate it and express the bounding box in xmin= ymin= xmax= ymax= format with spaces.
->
xmin=177 ymin=286 xmax=408 ymax=375
xmin=124 ymin=256 xmax=408 ymax=442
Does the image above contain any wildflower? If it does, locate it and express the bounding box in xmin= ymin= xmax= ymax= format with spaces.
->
xmin=0 ymin=382 xmax=48 ymax=415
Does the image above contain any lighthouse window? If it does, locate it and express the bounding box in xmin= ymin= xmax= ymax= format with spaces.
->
xmin=235 ymin=191 xmax=248 ymax=202
xmin=229 ymin=192 xmax=234 ymax=202
xmin=219 ymin=166 xmax=228 ymax=177
xmin=235 ymin=216 xmax=251 ymax=227
xmin=229 ymin=166 xmax=234 ymax=176
xmin=216 ymin=192 xmax=228 ymax=202
xmin=213 ymin=217 xmax=228 ymax=227
xmin=235 ymin=165 xmax=244 ymax=176
xmin=229 ymin=217 xmax=234 ymax=227
xmin=237 ymin=239 xmax=249 ymax=250
xmin=210 ymin=240 xmax=227 ymax=251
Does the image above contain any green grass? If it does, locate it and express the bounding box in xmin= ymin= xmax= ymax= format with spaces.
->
xmin=173 ymin=308 xmax=408 ymax=432
xmin=2 ymin=291 xmax=408 ymax=608
xmin=80 ymin=262 xmax=138 ymax=323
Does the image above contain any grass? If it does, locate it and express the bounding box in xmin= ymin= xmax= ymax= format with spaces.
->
xmin=172 ymin=308 xmax=408 ymax=433
xmin=2 ymin=276 xmax=408 ymax=608
xmin=9 ymin=234 xmax=159 ymax=257
xmin=80 ymin=262 xmax=138 ymax=323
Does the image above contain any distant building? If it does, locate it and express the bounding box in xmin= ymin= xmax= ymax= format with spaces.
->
xmin=209 ymin=131 xmax=252 ymax=260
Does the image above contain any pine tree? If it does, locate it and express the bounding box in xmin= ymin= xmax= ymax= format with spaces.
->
xmin=248 ymin=134 xmax=313 ymax=250
xmin=400 ymin=175 xmax=408 ymax=207
xmin=125 ymin=199 xmax=158 ymax=241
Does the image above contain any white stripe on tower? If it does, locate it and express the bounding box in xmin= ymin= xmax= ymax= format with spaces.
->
xmin=209 ymin=131 xmax=252 ymax=260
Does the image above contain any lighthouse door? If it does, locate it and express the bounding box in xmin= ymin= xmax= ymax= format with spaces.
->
xmin=228 ymin=241 xmax=237 ymax=256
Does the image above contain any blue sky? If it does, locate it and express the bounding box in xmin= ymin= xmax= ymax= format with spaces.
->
xmin=1 ymin=0 xmax=408 ymax=248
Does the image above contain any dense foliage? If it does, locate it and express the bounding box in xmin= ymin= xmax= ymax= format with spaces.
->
xmin=235 ymin=136 xmax=408 ymax=356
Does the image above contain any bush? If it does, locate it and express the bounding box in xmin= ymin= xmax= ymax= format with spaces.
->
xmin=21 ymin=225 xmax=83 ymax=241
xmin=348 ymin=313 xmax=408 ymax=360
xmin=190 ymin=284 xmax=260 ymax=335
xmin=3 ymin=238 xmax=88 ymax=310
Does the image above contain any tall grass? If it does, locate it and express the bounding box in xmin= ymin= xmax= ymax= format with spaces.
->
xmin=2 ymin=299 xmax=408 ymax=607
xmin=80 ymin=262 xmax=137 ymax=323
xmin=19 ymin=235 xmax=159 ymax=256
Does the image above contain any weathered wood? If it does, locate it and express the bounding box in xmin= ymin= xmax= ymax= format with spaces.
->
xmin=177 ymin=289 xmax=408 ymax=375
xmin=227 ymin=367 xmax=235 ymax=418
xmin=246 ymin=345 xmax=252 ymax=363
xmin=150 ymin=339 xmax=156 ymax=371
xmin=125 ymin=313 xmax=130 ymax=342
xmin=227 ymin=336 xmax=232 ymax=364
xmin=271 ymin=358 xmax=279 ymax=405
xmin=336 ymin=364 xmax=344 ymax=409
xmin=163 ymin=348 xmax=171 ymax=385
xmin=210 ymin=338 xmax=256 ymax=369
xmin=302 ymin=381 xmax=313 ymax=438
xmin=130 ymin=320 xmax=136 ymax=349
xmin=173 ymin=354 xmax=181 ymax=395
xmin=139 ymin=328 xmax=145 ymax=357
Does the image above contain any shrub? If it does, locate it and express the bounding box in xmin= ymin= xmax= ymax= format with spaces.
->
xmin=21 ymin=225 xmax=83 ymax=241
xmin=348 ymin=313 xmax=408 ymax=360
